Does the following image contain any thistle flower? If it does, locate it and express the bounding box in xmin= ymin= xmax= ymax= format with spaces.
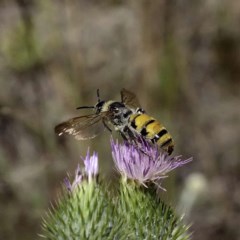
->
xmin=42 ymin=142 xmax=191 ymax=239
xmin=64 ymin=150 xmax=98 ymax=192
xmin=111 ymin=138 xmax=192 ymax=189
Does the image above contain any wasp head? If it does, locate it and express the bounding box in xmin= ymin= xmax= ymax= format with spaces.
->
xmin=76 ymin=89 xmax=105 ymax=114
xmin=95 ymin=100 xmax=106 ymax=114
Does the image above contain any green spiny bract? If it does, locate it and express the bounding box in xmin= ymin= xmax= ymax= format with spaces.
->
xmin=117 ymin=181 xmax=191 ymax=240
xmin=41 ymin=181 xmax=123 ymax=240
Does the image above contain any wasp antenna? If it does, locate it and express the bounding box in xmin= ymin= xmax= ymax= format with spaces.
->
xmin=76 ymin=106 xmax=95 ymax=110
xmin=97 ymin=89 xmax=100 ymax=102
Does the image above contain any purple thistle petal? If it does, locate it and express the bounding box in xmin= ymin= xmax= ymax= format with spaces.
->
xmin=64 ymin=150 xmax=99 ymax=192
xmin=64 ymin=177 xmax=72 ymax=192
xmin=111 ymin=138 xmax=192 ymax=188
xmin=71 ymin=164 xmax=83 ymax=189
xmin=84 ymin=150 xmax=98 ymax=181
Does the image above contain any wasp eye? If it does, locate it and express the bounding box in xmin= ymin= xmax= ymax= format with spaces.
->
xmin=113 ymin=108 xmax=119 ymax=113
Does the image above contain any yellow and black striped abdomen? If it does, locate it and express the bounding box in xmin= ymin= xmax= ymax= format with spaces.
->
xmin=129 ymin=113 xmax=174 ymax=154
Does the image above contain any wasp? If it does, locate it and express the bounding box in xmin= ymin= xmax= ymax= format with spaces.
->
xmin=55 ymin=89 xmax=174 ymax=154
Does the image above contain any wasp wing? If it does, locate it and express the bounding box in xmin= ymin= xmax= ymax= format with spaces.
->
xmin=55 ymin=112 xmax=108 ymax=140
xmin=121 ymin=88 xmax=141 ymax=109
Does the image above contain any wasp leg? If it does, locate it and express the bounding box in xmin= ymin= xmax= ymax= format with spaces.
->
xmin=122 ymin=126 xmax=152 ymax=156
xmin=120 ymin=131 xmax=128 ymax=140
xmin=121 ymin=126 xmax=135 ymax=141
xmin=102 ymin=120 xmax=112 ymax=133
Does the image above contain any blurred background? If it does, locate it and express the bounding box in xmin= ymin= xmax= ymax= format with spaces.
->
xmin=0 ymin=0 xmax=239 ymax=239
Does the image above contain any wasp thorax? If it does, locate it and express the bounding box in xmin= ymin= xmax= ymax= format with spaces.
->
xmin=108 ymin=102 xmax=133 ymax=128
